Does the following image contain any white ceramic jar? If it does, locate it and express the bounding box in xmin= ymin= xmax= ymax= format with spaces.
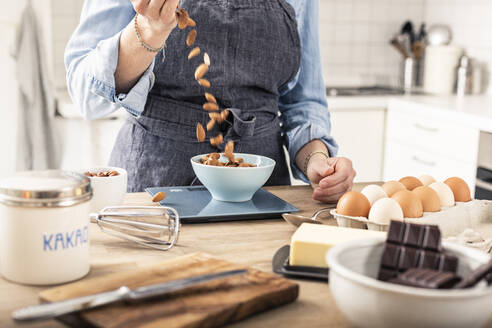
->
xmin=0 ymin=171 xmax=92 ymax=285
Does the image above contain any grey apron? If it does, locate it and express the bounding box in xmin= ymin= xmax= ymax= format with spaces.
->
xmin=110 ymin=0 xmax=301 ymax=192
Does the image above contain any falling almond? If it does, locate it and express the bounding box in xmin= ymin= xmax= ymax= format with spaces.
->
xmin=197 ymin=79 xmax=211 ymax=88
xmin=210 ymin=134 xmax=223 ymax=147
xmin=152 ymin=191 xmax=166 ymax=202
xmin=225 ymin=141 xmax=234 ymax=162
xmin=187 ymin=17 xmax=196 ymax=27
xmin=188 ymin=47 xmax=200 ymax=60
xmin=206 ymin=119 xmax=215 ymax=131
xmin=177 ymin=9 xmax=189 ymax=30
xmin=220 ymin=109 xmax=229 ymax=121
xmin=209 ymin=112 xmax=222 ymax=122
xmin=186 ymin=29 xmax=197 ymax=47
xmin=196 ymin=122 xmax=205 ymax=142
xmin=194 ymin=64 xmax=209 ymax=80
xmin=203 ymin=102 xmax=219 ymax=111
xmin=204 ymin=53 xmax=211 ymax=66
xmin=205 ymin=92 xmax=217 ymax=104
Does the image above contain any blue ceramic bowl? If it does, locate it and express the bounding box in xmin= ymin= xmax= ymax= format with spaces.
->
xmin=191 ymin=153 xmax=276 ymax=202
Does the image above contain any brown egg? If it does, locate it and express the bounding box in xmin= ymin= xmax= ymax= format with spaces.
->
xmin=391 ymin=190 xmax=423 ymax=218
xmin=412 ymin=186 xmax=441 ymax=212
xmin=382 ymin=181 xmax=406 ymax=197
xmin=336 ymin=191 xmax=371 ymax=217
xmin=444 ymin=177 xmax=471 ymax=202
xmin=399 ymin=176 xmax=424 ymax=191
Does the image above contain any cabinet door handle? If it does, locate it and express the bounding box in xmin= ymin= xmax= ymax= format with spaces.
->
xmin=412 ymin=156 xmax=436 ymax=167
xmin=413 ymin=123 xmax=439 ymax=133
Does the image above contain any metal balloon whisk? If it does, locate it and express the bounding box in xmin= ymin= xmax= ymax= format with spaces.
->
xmin=90 ymin=206 xmax=180 ymax=251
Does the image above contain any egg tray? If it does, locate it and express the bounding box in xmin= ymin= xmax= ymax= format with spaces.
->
xmin=330 ymin=199 xmax=492 ymax=237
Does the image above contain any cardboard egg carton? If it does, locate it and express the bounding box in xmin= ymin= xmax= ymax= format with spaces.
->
xmin=331 ymin=199 xmax=492 ymax=237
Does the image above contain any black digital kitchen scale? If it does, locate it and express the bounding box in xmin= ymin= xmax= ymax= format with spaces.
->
xmin=146 ymin=186 xmax=298 ymax=223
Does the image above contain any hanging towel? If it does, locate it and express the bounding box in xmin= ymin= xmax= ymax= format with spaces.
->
xmin=11 ymin=3 xmax=61 ymax=171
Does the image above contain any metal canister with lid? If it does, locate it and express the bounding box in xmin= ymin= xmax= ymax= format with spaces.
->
xmin=0 ymin=170 xmax=92 ymax=285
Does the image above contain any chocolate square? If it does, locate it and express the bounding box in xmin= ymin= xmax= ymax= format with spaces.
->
xmin=378 ymin=268 xmax=397 ymax=281
xmin=398 ymin=247 xmax=419 ymax=271
xmin=422 ymin=225 xmax=441 ymax=251
xmin=418 ymin=251 xmax=441 ymax=270
xmin=403 ymin=224 xmax=425 ymax=247
xmin=381 ymin=244 xmax=401 ymax=268
xmin=387 ymin=220 xmax=405 ymax=244
xmin=439 ymin=254 xmax=459 ymax=273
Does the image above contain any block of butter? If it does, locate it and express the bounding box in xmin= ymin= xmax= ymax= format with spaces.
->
xmin=289 ymin=223 xmax=386 ymax=268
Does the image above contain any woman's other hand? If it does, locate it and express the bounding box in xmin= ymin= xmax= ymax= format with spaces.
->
xmin=308 ymin=156 xmax=356 ymax=203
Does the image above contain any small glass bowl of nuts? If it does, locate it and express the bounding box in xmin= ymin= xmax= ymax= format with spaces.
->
xmin=83 ymin=167 xmax=128 ymax=212
xmin=191 ymin=153 xmax=275 ymax=202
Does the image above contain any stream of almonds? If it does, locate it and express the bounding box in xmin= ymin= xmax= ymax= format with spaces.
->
xmin=175 ymin=7 xmax=256 ymax=167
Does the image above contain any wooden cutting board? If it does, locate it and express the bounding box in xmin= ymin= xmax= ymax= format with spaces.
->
xmin=39 ymin=253 xmax=299 ymax=328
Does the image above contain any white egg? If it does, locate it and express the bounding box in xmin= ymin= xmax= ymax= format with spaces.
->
xmin=368 ymin=198 xmax=404 ymax=225
xmin=429 ymin=182 xmax=455 ymax=207
xmin=418 ymin=174 xmax=436 ymax=186
xmin=361 ymin=184 xmax=388 ymax=205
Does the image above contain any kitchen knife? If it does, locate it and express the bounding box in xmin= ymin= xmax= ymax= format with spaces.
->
xmin=12 ymin=269 xmax=248 ymax=322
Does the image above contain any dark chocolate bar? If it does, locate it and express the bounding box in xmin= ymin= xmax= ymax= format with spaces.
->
xmin=378 ymin=221 xmax=458 ymax=281
xmin=454 ymin=259 xmax=492 ymax=289
xmin=389 ymin=268 xmax=462 ymax=289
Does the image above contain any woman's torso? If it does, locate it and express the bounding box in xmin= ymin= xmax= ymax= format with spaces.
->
xmin=110 ymin=0 xmax=301 ymax=191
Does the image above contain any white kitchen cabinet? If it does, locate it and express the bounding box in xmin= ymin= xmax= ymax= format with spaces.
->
xmin=384 ymin=106 xmax=479 ymax=196
xmin=330 ymin=108 xmax=386 ymax=182
xmin=384 ymin=141 xmax=477 ymax=195
xmin=386 ymin=109 xmax=479 ymax=163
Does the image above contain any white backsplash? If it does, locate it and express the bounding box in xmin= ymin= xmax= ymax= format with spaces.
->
xmin=424 ymin=0 xmax=492 ymax=94
xmin=319 ymin=0 xmax=425 ymax=87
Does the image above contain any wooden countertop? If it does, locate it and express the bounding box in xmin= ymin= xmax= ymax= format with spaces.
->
xmin=0 ymin=185 xmax=364 ymax=328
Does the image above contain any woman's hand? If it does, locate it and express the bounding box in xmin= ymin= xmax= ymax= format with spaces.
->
xmin=131 ymin=0 xmax=180 ymax=46
xmin=307 ymin=156 xmax=356 ymax=203
xmin=116 ymin=0 xmax=180 ymax=93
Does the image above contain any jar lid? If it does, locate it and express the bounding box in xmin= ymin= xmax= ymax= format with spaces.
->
xmin=0 ymin=170 xmax=92 ymax=207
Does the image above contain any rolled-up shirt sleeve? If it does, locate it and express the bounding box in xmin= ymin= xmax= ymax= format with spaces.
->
xmin=65 ymin=0 xmax=154 ymax=119
xmin=279 ymin=0 xmax=338 ymax=182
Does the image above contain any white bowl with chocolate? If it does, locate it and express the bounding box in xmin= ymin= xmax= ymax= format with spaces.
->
xmin=327 ymin=237 xmax=492 ymax=328
xmin=83 ymin=167 xmax=127 ymax=212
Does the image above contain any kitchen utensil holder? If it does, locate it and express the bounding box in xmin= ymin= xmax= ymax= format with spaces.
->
xmin=90 ymin=206 xmax=180 ymax=251
xmin=401 ymin=57 xmax=423 ymax=92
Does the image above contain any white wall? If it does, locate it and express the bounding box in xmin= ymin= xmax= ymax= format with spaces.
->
xmin=0 ymin=2 xmax=26 ymax=178
xmin=50 ymin=0 xmax=84 ymax=93
xmin=319 ymin=0 xmax=425 ymax=87
xmin=423 ymin=0 xmax=492 ymax=94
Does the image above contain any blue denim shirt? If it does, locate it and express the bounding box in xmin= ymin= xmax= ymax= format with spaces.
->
xmin=65 ymin=0 xmax=338 ymax=181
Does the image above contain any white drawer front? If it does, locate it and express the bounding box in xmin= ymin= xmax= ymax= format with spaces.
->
xmin=384 ymin=141 xmax=476 ymax=196
xmin=386 ymin=109 xmax=479 ymax=163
